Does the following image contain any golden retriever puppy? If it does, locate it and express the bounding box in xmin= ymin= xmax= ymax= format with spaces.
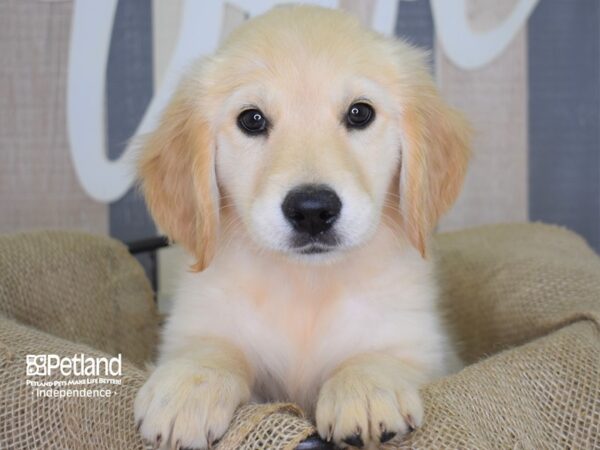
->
xmin=134 ymin=5 xmax=470 ymax=450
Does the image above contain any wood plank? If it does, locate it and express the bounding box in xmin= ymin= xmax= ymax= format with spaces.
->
xmin=0 ymin=0 xmax=108 ymax=234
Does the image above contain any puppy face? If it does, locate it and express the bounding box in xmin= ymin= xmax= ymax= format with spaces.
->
xmin=215 ymin=66 xmax=401 ymax=260
xmin=139 ymin=6 xmax=470 ymax=269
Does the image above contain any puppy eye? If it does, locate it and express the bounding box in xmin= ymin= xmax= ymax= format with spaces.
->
xmin=345 ymin=102 xmax=375 ymax=129
xmin=237 ymin=109 xmax=268 ymax=136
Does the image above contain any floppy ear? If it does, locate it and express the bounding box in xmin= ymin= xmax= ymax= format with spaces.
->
xmin=138 ymin=78 xmax=218 ymax=271
xmin=399 ymin=75 xmax=471 ymax=257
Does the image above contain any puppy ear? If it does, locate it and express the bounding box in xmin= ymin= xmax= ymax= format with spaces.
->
xmin=399 ymin=70 xmax=471 ymax=257
xmin=138 ymin=77 xmax=218 ymax=271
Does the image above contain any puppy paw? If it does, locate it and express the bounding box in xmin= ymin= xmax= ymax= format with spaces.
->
xmin=134 ymin=359 xmax=250 ymax=449
xmin=315 ymin=361 xmax=423 ymax=449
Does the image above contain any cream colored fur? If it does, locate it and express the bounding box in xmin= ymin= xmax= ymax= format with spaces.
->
xmin=134 ymin=5 xmax=470 ymax=450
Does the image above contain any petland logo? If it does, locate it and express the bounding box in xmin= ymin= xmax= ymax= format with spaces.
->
xmin=26 ymin=353 xmax=122 ymax=377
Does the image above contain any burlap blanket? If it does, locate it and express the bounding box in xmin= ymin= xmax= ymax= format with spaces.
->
xmin=0 ymin=224 xmax=598 ymax=449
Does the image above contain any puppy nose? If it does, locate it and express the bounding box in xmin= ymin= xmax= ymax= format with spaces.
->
xmin=282 ymin=184 xmax=342 ymax=236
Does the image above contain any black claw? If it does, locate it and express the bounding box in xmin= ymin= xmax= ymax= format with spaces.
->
xmin=295 ymin=434 xmax=335 ymax=450
xmin=135 ymin=420 xmax=142 ymax=433
xmin=380 ymin=431 xmax=397 ymax=443
xmin=406 ymin=414 xmax=417 ymax=432
xmin=207 ymin=430 xmax=221 ymax=449
xmin=342 ymin=433 xmax=364 ymax=448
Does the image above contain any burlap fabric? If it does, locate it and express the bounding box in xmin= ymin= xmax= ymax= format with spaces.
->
xmin=0 ymin=224 xmax=598 ymax=449
xmin=0 ymin=231 xmax=158 ymax=367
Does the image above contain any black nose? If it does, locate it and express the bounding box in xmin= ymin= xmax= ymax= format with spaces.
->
xmin=282 ymin=184 xmax=342 ymax=236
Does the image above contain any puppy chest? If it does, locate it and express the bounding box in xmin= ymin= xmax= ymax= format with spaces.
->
xmin=245 ymin=282 xmax=345 ymax=394
xmin=255 ymin=284 xmax=341 ymax=358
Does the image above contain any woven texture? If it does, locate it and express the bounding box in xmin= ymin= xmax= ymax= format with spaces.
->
xmin=0 ymin=224 xmax=599 ymax=449
xmin=0 ymin=315 xmax=313 ymax=449
xmin=0 ymin=230 xmax=158 ymax=367
xmin=0 ymin=317 xmax=148 ymax=449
